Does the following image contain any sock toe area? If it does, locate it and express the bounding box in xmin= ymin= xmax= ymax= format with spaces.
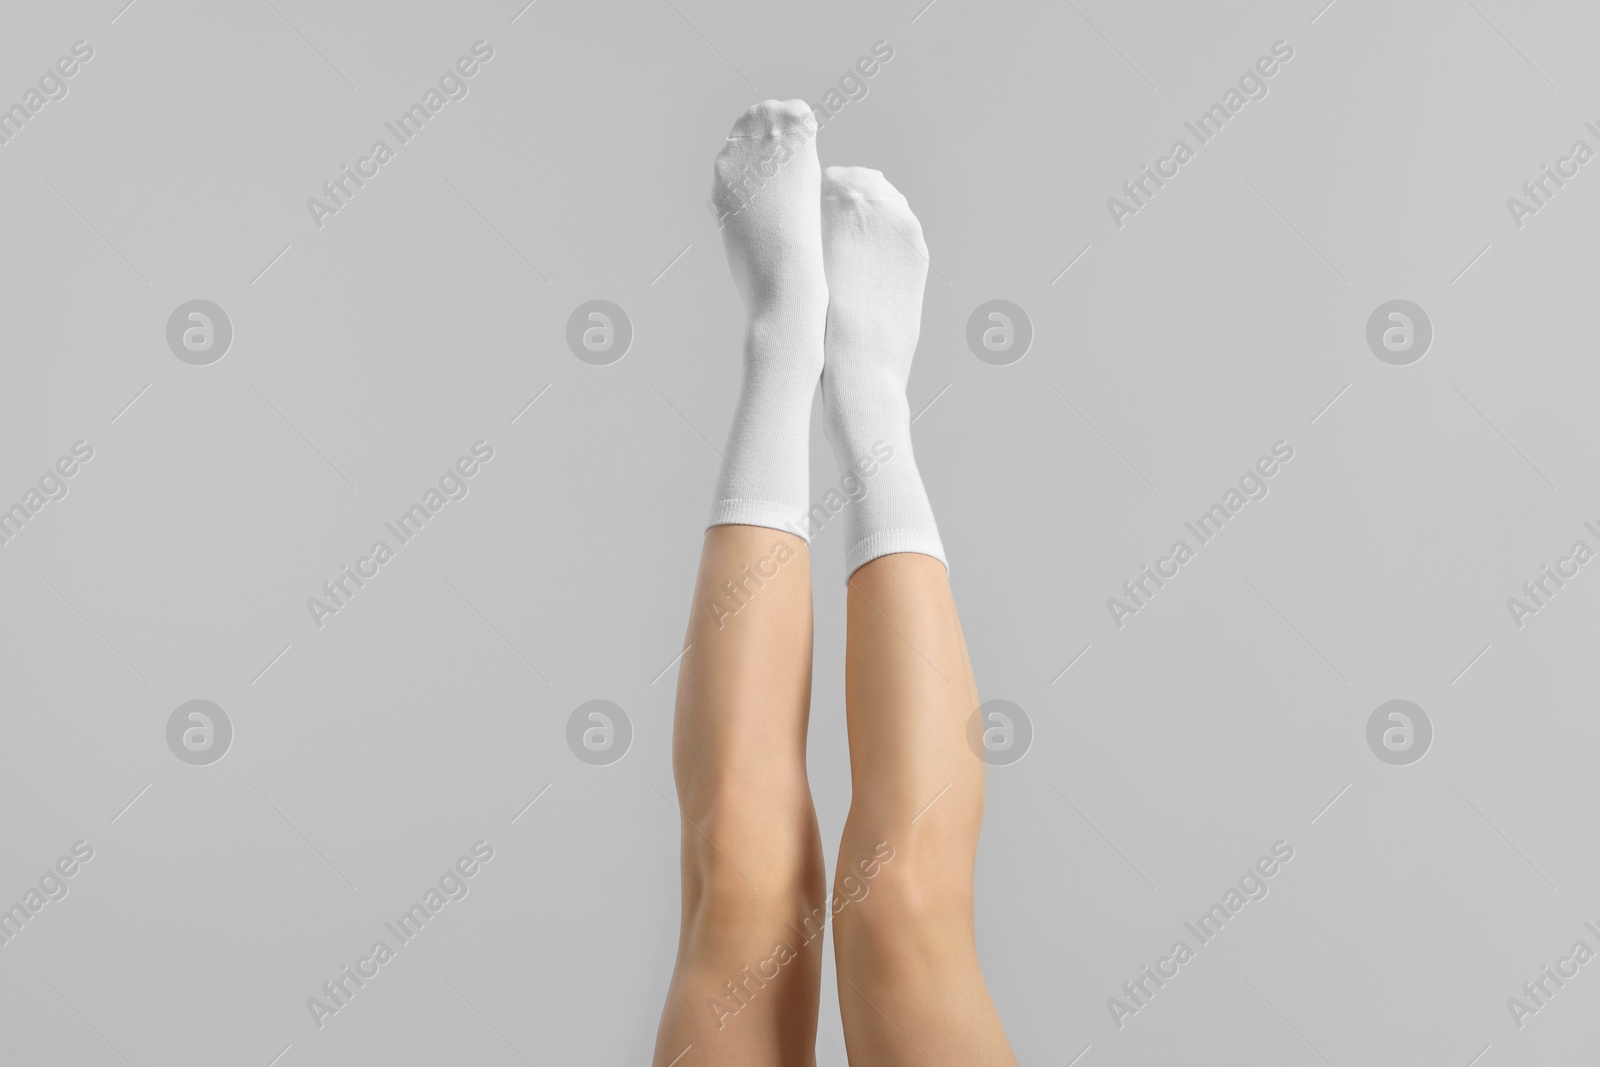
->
xmin=823 ymin=165 xmax=905 ymax=201
xmin=727 ymin=98 xmax=818 ymax=140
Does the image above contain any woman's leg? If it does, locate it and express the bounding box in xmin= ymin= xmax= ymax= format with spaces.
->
xmin=651 ymin=527 xmax=827 ymax=1065
xmin=833 ymin=555 xmax=1014 ymax=1064
xmin=653 ymin=100 xmax=831 ymax=1066
xmin=817 ymin=167 xmax=1016 ymax=1064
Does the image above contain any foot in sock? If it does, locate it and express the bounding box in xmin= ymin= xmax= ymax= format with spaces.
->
xmin=705 ymin=100 xmax=828 ymax=537
xmin=820 ymin=166 xmax=946 ymax=575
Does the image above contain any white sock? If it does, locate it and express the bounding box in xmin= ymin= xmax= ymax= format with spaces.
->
xmin=705 ymin=100 xmax=828 ymax=537
xmin=820 ymin=166 xmax=946 ymax=575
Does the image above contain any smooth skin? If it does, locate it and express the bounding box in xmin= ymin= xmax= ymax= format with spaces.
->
xmin=834 ymin=552 xmax=1014 ymax=1065
xmin=652 ymin=530 xmax=1015 ymax=1064
xmin=653 ymin=524 xmax=827 ymax=1066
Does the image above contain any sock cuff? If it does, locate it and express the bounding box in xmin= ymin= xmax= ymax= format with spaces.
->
xmin=844 ymin=527 xmax=946 ymax=578
xmin=707 ymin=497 xmax=810 ymax=541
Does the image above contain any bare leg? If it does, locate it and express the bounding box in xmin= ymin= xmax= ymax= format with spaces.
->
xmin=832 ymin=553 xmax=1016 ymax=1064
xmin=651 ymin=528 xmax=827 ymax=1065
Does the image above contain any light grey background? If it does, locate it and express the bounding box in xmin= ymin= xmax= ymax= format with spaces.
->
xmin=2 ymin=0 xmax=1597 ymax=1064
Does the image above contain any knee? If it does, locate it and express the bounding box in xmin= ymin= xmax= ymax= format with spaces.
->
xmin=838 ymin=857 xmax=972 ymax=936
xmin=678 ymin=785 xmax=826 ymax=926
xmin=832 ymin=834 xmax=974 ymax=967
xmin=689 ymin=865 xmax=801 ymax=931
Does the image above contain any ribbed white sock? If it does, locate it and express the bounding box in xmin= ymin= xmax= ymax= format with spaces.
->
xmin=820 ymin=166 xmax=946 ymax=575
xmin=705 ymin=100 xmax=828 ymax=537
